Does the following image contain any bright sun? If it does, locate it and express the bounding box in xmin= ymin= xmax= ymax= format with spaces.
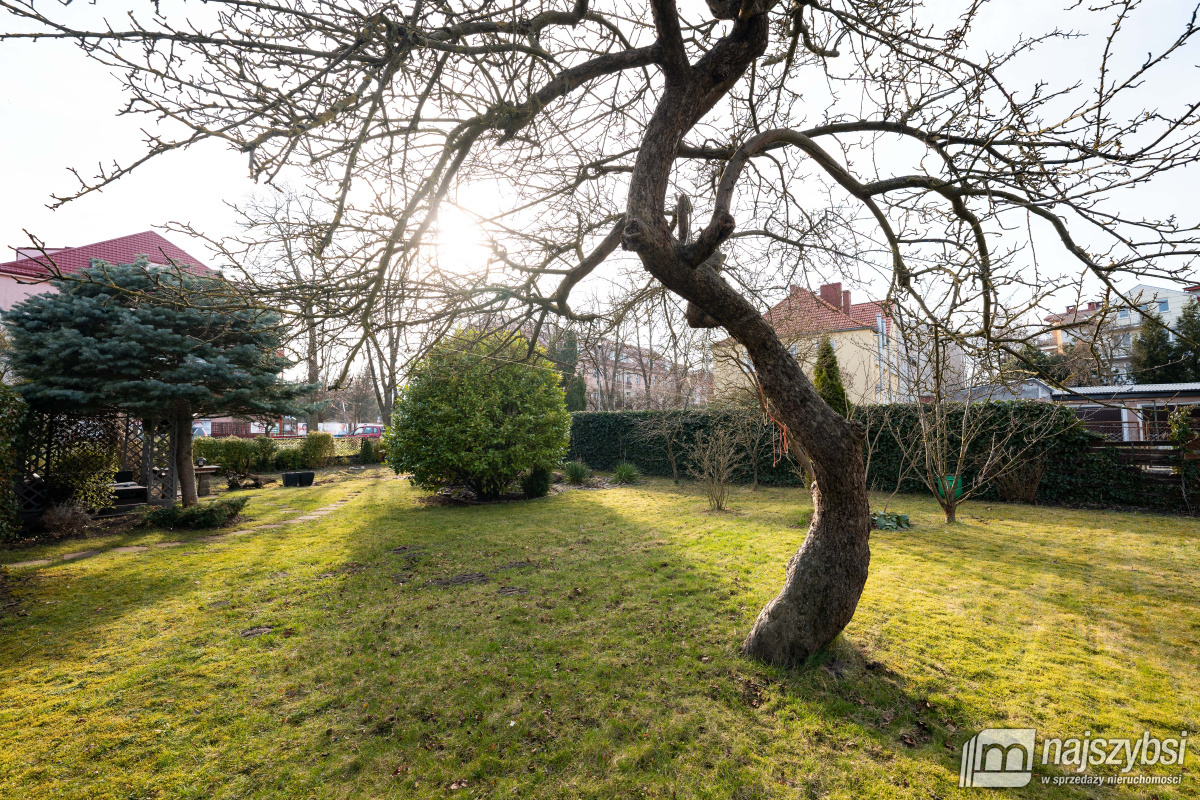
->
xmin=434 ymin=197 xmax=492 ymax=274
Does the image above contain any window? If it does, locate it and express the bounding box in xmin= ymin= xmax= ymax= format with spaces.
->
xmin=1158 ymin=299 xmax=1170 ymax=313
xmin=1118 ymin=308 xmax=1130 ymax=319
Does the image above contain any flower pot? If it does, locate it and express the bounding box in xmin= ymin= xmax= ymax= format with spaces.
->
xmin=298 ymin=471 xmax=315 ymax=487
xmin=282 ymin=472 xmax=300 ymax=487
xmin=936 ymin=475 xmax=964 ymax=500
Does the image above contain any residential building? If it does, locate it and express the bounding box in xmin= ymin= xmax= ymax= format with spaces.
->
xmin=0 ymin=231 xmax=211 ymax=312
xmin=712 ymin=282 xmax=910 ymax=404
xmin=1050 ymin=382 xmax=1200 ymax=441
xmin=1040 ymin=283 xmax=1200 ymax=384
xmin=580 ymin=338 xmax=711 ymax=410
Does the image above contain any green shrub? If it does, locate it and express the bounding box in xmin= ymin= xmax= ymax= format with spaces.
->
xmin=569 ymin=404 xmax=1189 ymax=512
xmin=193 ymin=436 xmax=258 ymax=472
xmin=384 ymin=330 xmax=571 ymax=499
xmin=223 ymin=437 xmax=257 ymax=472
xmin=564 ymin=459 xmax=591 ymax=484
xmin=192 ymin=437 xmax=224 ymax=466
xmin=870 ymin=510 xmax=911 ymax=530
xmin=612 ymin=461 xmax=641 ymax=485
xmin=252 ymin=436 xmax=277 ymax=471
xmin=48 ymin=442 xmax=119 ymax=513
xmin=274 ymin=448 xmax=304 ymax=472
xmin=520 ymin=465 xmax=552 ymax=498
xmin=300 ymin=432 xmax=336 ymax=469
xmin=359 ymin=437 xmax=378 ymax=465
xmin=143 ymin=495 xmax=248 ymax=529
xmin=0 ymin=384 xmax=26 ymax=540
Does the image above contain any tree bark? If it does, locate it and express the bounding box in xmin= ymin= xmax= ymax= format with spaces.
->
xmin=173 ymin=400 xmax=198 ymax=507
xmin=623 ymin=8 xmax=870 ymax=666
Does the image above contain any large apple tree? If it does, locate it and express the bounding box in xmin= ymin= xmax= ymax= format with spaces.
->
xmin=4 ymin=0 xmax=1200 ymax=664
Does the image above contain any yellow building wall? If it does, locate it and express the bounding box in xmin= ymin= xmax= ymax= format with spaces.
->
xmin=713 ymin=328 xmax=895 ymax=405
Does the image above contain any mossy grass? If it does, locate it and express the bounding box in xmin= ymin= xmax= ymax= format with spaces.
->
xmin=1 ymin=477 xmax=1197 ymax=798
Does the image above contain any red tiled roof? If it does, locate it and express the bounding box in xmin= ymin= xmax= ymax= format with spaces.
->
xmin=716 ymin=285 xmax=892 ymax=346
xmin=0 ymin=231 xmax=210 ymax=280
xmin=764 ymin=287 xmax=869 ymax=337
xmin=846 ymin=300 xmax=891 ymax=335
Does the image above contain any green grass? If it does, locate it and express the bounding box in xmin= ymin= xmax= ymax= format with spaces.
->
xmin=1 ymin=476 xmax=1198 ymax=799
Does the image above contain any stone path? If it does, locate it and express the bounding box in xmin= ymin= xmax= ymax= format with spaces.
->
xmin=3 ymin=489 xmax=362 ymax=571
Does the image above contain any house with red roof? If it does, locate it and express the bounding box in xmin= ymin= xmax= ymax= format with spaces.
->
xmin=712 ymin=282 xmax=909 ymax=404
xmin=0 ymin=231 xmax=210 ymax=311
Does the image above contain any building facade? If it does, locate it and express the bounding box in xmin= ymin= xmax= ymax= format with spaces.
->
xmin=1040 ymin=283 xmax=1200 ymax=384
xmin=711 ymin=282 xmax=909 ymax=405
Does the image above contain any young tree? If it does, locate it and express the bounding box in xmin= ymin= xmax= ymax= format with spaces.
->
xmin=1 ymin=261 xmax=311 ymax=507
xmin=894 ymin=319 xmax=1061 ymax=523
xmin=1173 ymin=299 xmax=1200 ymax=381
xmin=1131 ymin=310 xmax=1185 ymax=384
xmin=565 ymin=375 xmax=588 ymax=411
xmin=7 ymin=1 xmax=1200 ymax=666
xmin=812 ymin=336 xmax=850 ymax=416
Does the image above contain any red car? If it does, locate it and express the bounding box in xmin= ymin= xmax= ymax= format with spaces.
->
xmin=338 ymin=424 xmax=384 ymax=438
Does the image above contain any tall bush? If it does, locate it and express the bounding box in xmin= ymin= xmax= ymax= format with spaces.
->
xmin=252 ymin=435 xmax=278 ymax=470
xmin=0 ymin=384 xmax=27 ymax=540
xmin=384 ymin=330 xmax=570 ymax=499
xmin=300 ymin=431 xmax=336 ymax=469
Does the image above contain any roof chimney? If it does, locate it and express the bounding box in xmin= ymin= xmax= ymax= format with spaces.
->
xmin=1086 ymin=301 xmax=1100 ymax=311
xmin=842 ymin=289 xmax=851 ymax=313
xmin=819 ymin=282 xmax=842 ymax=308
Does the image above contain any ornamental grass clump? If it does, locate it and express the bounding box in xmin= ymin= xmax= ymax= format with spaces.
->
xmin=612 ymin=461 xmax=641 ymax=485
xmin=564 ymin=459 xmax=591 ymax=485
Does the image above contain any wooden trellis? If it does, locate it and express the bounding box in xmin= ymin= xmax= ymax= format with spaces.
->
xmin=15 ymin=409 xmax=178 ymax=517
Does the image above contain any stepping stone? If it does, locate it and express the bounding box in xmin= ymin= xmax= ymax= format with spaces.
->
xmin=6 ymin=559 xmax=51 ymax=568
xmin=112 ymin=546 xmax=148 ymax=554
xmin=62 ymin=550 xmax=100 ymax=561
xmin=283 ymin=519 xmax=306 ymax=525
xmin=228 ymin=529 xmax=254 ymax=536
xmin=296 ymin=516 xmax=320 ymax=521
xmin=153 ymin=542 xmax=183 ymax=548
xmin=257 ymin=524 xmax=284 ymax=530
xmin=240 ymin=626 xmax=273 ymax=638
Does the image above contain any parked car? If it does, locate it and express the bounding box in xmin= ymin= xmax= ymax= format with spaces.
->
xmin=336 ymin=424 xmax=384 ymax=438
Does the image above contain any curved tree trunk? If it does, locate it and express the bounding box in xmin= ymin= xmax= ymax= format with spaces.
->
xmin=173 ymin=400 xmax=198 ymax=508
xmin=622 ymin=10 xmax=871 ymax=666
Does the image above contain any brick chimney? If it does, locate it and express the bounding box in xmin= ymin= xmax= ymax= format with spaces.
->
xmin=842 ymin=289 xmax=851 ymax=313
xmin=819 ymin=282 xmax=842 ymax=308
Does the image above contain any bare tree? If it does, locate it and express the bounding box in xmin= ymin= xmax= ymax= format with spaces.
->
xmin=689 ymin=425 xmax=745 ymax=511
xmin=893 ymin=318 xmax=1061 ymax=522
xmin=633 ymin=408 xmax=688 ymax=483
xmin=7 ymin=0 xmax=1200 ymax=666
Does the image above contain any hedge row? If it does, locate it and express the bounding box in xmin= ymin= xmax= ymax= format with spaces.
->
xmin=0 ymin=385 xmax=27 ymax=540
xmin=568 ymin=405 xmax=1189 ymax=512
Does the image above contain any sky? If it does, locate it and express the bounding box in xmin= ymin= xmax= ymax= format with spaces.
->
xmin=1 ymin=0 xmax=1198 ymax=309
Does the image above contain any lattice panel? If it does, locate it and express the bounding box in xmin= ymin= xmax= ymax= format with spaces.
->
xmin=16 ymin=409 xmax=178 ymax=516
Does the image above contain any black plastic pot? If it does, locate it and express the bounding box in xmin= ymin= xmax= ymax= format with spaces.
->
xmin=283 ymin=471 xmax=315 ymax=487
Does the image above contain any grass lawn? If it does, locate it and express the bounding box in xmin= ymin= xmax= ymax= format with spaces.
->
xmin=1 ymin=473 xmax=1198 ymax=799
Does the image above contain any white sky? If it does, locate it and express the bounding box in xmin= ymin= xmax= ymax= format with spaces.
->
xmin=1 ymin=1 xmax=1197 ymax=306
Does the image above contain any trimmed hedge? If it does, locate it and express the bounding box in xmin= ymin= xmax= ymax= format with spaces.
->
xmin=568 ymin=404 xmax=1191 ymax=512
xmin=0 ymin=385 xmax=27 ymax=540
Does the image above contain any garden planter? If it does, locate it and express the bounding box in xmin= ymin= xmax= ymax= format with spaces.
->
xmin=281 ymin=471 xmax=314 ymax=487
